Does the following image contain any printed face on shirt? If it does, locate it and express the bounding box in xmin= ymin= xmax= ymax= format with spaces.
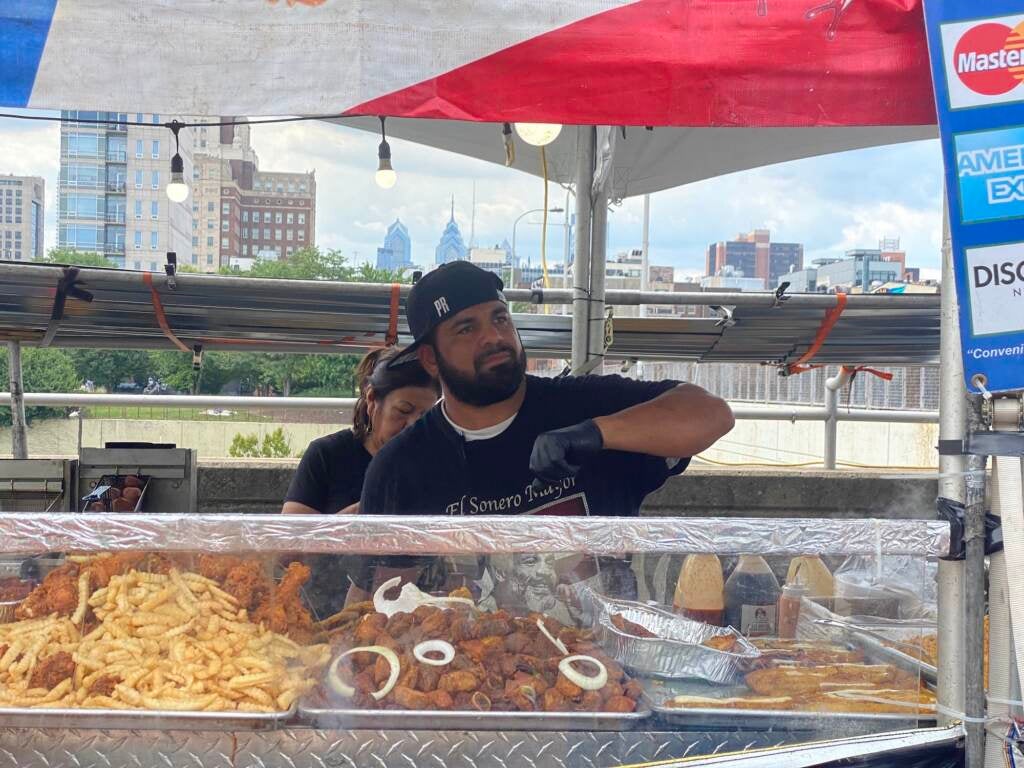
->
xmin=425 ymin=301 xmax=526 ymax=407
xmin=509 ymin=553 xmax=560 ymax=612
xmin=367 ymin=385 xmax=439 ymax=447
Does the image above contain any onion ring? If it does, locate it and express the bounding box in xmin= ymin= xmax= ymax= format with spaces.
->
xmin=327 ymin=646 xmax=400 ymax=701
xmin=413 ymin=640 xmax=455 ymax=667
xmin=558 ymin=655 xmax=608 ymax=691
xmin=536 ymin=617 xmax=569 ymax=655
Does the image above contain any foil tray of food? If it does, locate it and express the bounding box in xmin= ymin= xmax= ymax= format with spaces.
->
xmin=300 ymin=580 xmax=649 ymax=728
xmin=0 ymin=553 xmax=332 ymax=727
xmin=646 ymin=639 xmax=937 ymax=730
xmin=850 ymin=630 xmax=938 ymax=686
xmin=593 ymin=597 xmax=759 ymax=684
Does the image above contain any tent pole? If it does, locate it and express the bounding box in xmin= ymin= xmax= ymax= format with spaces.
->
xmin=571 ymin=126 xmax=595 ymax=370
xmin=937 ymin=191 xmax=967 ymax=728
xmin=7 ymin=341 xmax=28 ymax=459
xmin=588 ymin=177 xmax=609 ymax=366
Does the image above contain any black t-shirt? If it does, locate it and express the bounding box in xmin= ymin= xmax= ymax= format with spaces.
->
xmin=357 ymin=374 xmax=689 ymax=604
xmin=285 ymin=429 xmax=371 ymax=514
xmin=361 ymin=374 xmax=689 ymax=517
xmin=285 ymin=429 xmax=371 ymax=618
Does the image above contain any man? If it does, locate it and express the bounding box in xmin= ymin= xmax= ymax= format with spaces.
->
xmin=361 ymin=261 xmax=734 ymax=519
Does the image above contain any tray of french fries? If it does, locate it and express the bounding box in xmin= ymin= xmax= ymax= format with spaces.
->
xmin=645 ymin=638 xmax=937 ymax=731
xmin=0 ymin=552 xmax=332 ymax=729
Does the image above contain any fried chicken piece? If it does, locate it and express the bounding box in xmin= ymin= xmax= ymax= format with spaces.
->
xmin=703 ymin=634 xmax=740 ymax=653
xmin=16 ymin=564 xmax=80 ymax=620
xmin=602 ymin=695 xmax=637 ymax=713
xmin=28 ymin=651 xmax=75 ymax=690
xmin=394 ymin=685 xmax=433 ymax=710
xmin=623 ymin=680 xmax=644 ymax=701
xmin=84 ymin=552 xmax=145 ymax=589
xmin=555 ymin=672 xmax=583 ymax=700
xmin=439 ymin=670 xmax=479 ymax=694
xmin=197 ymin=554 xmax=248 ymax=583
xmin=354 ymin=613 xmax=387 ymax=645
xmin=543 ymin=688 xmax=568 ymax=712
xmin=252 ymin=561 xmax=314 ymax=642
xmin=223 ymin=561 xmax=273 ymax=614
xmin=88 ymin=674 xmax=121 ymax=697
xmin=417 ymin=665 xmax=442 ymax=693
xmin=448 ymin=586 xmax=472 ymax=601
xmin=428 ymin=689 xmax=454 ymax=710
xmin=418 ymin=609 xmax=451 ymax=638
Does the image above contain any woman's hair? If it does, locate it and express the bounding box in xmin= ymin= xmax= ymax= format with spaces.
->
xmin=351 ymin=347 xmax=438 ymax=441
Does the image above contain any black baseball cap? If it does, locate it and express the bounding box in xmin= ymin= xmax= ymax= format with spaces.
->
xmin=388 ymin=261 xmax=506 ymax=368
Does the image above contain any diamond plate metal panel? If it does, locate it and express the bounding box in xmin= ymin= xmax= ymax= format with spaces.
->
xmin=0 ymin=728 xmax=799 ymax=768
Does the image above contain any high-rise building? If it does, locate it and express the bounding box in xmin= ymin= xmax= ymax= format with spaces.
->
xmin=706 ymin=228 xmax=803 ymax=286
xmin=435 ymin=197 xmax=468 ymax=265
xmin=376 ymin=219 xmax=412 ymax=270
xmin=190 ymin=120 xmax=316 ymax=272
xmin=0 ymin=175 xmax=44 ymax=261
xmin=59 ymin=111 xmax=193 ymax=270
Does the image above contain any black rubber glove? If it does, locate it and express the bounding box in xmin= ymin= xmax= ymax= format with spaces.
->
xmin=530 ymin=419 xmax=604 ymax=487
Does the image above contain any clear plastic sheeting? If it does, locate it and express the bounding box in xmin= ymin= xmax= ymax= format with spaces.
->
xmin=0 ymin=514 xmax=951 ymax=558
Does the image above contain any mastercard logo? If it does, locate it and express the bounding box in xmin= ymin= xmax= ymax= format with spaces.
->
xmin=954 ymin=22 xmax=1024 ymax=96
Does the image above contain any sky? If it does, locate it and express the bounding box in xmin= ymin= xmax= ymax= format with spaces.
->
xmin=0 ymin=111 xmax=946 ymax=281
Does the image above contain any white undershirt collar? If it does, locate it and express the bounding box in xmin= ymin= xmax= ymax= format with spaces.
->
xmin=441 ymin=401 xmax=518 ymax=442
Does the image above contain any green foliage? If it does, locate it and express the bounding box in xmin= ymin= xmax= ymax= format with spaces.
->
xmin=228 ymin=427 xmax=292 ymax=458
xmin=0 ymin=347 xmax=81 ymax=426
xmin=67 ymin=349 xmax=150 ymax=391
xmin=36 ymin=249 xmax=117 ymax=269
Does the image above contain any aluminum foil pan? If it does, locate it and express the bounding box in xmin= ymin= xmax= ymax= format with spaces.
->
xmin=594 ymin=597 xmax=760 ymax=684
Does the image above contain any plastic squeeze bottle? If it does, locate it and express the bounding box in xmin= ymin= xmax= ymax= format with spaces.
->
xmin=724 ymin=555 xmax=781 ymax=636
xmin=672 ymin=554 xmax=725 ymax=625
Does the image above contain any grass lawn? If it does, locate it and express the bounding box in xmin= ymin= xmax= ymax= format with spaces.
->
xmin=82 ymin=405 xmax=272 ymax=422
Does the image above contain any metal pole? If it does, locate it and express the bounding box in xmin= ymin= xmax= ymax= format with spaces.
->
xmin=964 ymin=398 xmax=987 ymax=768
xmin=571 ymin=127 xmax=595 ymax=370
xmin=937 ymin=192 xmax=967 ymax=728
xmin=640 ymin=194 xmax=650 ymax=319
xmin=6 ymin=341 xmax=28 ymax=459
xmin=823 ymin=366 xmax=853 ymax=470
xmin=588 ymin=184 xmax=609 ymax=366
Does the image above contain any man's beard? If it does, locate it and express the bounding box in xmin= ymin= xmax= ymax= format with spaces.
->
xmin=436 ymin=343 xmax=526 ymax=407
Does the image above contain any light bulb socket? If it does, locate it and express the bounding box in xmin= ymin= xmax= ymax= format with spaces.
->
xmin=378 ymin=139 xmax=392 ymax=164
xmin=170 ymin=152 xmax=184 ymax=182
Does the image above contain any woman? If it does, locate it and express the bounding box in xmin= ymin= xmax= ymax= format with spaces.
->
xmin=282 ymin=346 xmax=438 ymax=516
xmin=282 ymin=347 xmax=438 ymax=616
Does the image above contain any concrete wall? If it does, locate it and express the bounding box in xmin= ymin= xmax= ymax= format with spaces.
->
xmin=198 ymin=461 xmax=938 ymax=519
xmin=2 ymin=417 xmax=940 ymax=469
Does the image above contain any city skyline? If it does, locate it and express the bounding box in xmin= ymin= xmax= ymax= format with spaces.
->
xmin=0 ymin=110 xmax=945 ymax=281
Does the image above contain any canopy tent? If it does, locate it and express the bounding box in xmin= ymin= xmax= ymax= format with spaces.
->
xmin=4 ymin=0 xmax=935 ymax=127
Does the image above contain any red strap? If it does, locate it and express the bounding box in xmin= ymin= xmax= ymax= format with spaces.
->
xmin=845 ymin=365 xmax=894 ymax=381
xmin=386 ymin=283 xmax=401 ymax=346
xmin=142 ymin=272 xmax=189 ymax=353
xmin=786 ymin=293 xmax=847 ymax=375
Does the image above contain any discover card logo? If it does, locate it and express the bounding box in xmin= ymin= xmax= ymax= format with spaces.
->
xmin=966 ymin=242 xmax=1024 ymax=337
xmin=955 ymin=126 xmax=1024 ymax=223
xmin=941 ymin=15 xmax=1024 ymax=109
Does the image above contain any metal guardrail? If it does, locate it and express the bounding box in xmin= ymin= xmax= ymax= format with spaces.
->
xmin=0 ymin=393 xmax=939 ymax=469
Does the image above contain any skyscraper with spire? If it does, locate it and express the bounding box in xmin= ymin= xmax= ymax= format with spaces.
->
xmin=376 ymin=218 xmax=412 ymax=270
xmin=434 ymin=195 xmax=468 ymax=265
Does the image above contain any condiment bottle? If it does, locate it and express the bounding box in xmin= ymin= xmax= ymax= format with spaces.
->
xmin=672 ymin=554 xmax=725 ymax=625
xmin=723 ymin=555 xmax=781 ymax=637
xmin=777 ymin=581 xmax=808 ymax=639
xmin=785 ymin=556 xmax=834 ymax=597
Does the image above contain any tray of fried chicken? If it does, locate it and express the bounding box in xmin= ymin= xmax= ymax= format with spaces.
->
xmin=648 ymin=638 xmax=936 ymax=727
xmin=0 ymin=552 xmax=331 ymax=729
xmin=592 ymin=595 xmax=759 ymax=684
xmin=301 ymin=578 xmax=650 ymax=730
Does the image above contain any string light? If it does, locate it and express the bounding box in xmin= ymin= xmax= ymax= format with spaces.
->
xmin=375 ymin=115 xmax=397 ymax=189
xmin=165 ymin=120 xmax=189 ymax=203
xmin=514 ymin=123 xmax=562 ymax=147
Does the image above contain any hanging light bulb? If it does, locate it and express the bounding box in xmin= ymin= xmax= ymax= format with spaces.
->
xmin=375 ymin=116 xmax=397 ymax=189
xmin=514 ymin=123 xmax=562 ymax=147
xmin=165 ymin=120 xmax=189 ymax=202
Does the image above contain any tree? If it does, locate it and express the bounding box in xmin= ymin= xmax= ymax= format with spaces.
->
xmin=36 ymin=249 xmax=117 ymax=269
xmin=67 ymin=349 xmax=150 ymax=392
xmin=221 ymin=246 xmax=356 ymax=281
xmin=0 ymin=347 xmax=80 ymax=426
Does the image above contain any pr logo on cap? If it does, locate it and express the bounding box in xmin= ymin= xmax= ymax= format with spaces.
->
xmin=433 ymin=297 xmax=450 ymax=317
